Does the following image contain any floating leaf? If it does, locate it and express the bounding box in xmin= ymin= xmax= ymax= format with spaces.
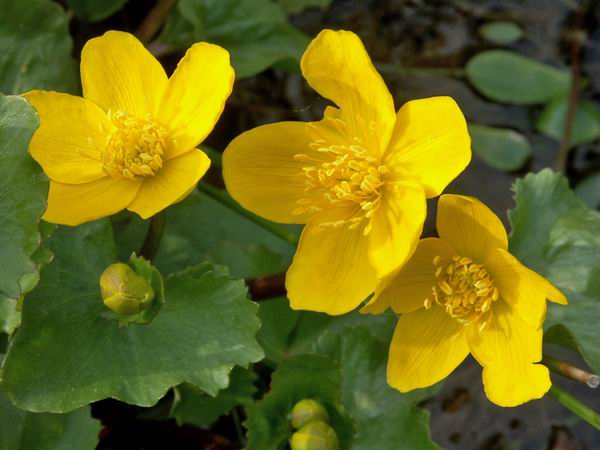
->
xmin=66 ymin=0 xmax=128 ymax=22
xmin=478 ymin=21 xmax=524 ymax=45
xmin=0 ymin=95 xmax=48 ymax=301
xmin=466 ymin=50 xmax=570 ymax=104
xmin=0 ymin=386 xmax=100 ymax=450
xmin=0 ymin=0 xmax=78 ymax=94
xmin=536 ymin=97 xmax=600 ymax=146
xmin=509 ymin=170 xmax=600 ymax=373
xmin=575 ymin=172 xmax=600 ymax=209
xmin=469 ymin=123 xmax=531 ymax=171
xmin=159 ymin=0 xmax=310 ymax=78
xmin=171 ymin=367 xmax=257 ymax=427
xmin=2 ymin=220 xmax=263 ymax=412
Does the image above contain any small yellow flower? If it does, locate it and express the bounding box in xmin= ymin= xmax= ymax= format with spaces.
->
xmin=24 ymin=31 xmax=234 ymax=225
xmin=223 ymin=29 xmax=471 ymax=314
xmin=364 ymin=194 xmax=567 ymax=406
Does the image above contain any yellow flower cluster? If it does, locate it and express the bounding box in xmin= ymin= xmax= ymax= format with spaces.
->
xmin=25 ymin=29 xmax=566 ymax=407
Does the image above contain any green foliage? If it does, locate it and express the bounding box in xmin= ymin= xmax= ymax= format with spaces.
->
xmin=171 ymin=367 xmax=258 ymax=427
xmin=116 ymin=190 xmax=296 ymax=279
xmin=1 ymin=220 xmax=263 ymax=412
xmin=160 ymin=0 xmax=310 ymax=78
xmin=478 ymin=21 xmax=524 ymax=45
xmin=536 ymin=97 xmax=600 ymax=146
xmin=468 ymin=123 xmax=531 ymax=171
xmin=66 ymin=0 xmax=128 ymax=22
xmin=246 ymin=327 xmax=439 ymax=450
xmin=465 ymin=50 xmax=570 ymax=104
xmin=0 ymin=0 xmax=78 ymax=94
xmin=0 ymin=386 xmax=100 ymax=450
xmin=277 ymin=0 xmax=333 ymax=14
xmin=509 ymin=170 xmax=600 ymax=373
xmin=0 ymin=95 xmax=48 ymax=301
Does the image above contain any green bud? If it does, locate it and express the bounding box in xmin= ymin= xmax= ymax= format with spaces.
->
xmin=290 ymin=421 xmax=339 ymax=450
xmin=100 ymin=263 xmax=154 ymax=316
xmin=291 ymin=399 xmax=330 ymax=429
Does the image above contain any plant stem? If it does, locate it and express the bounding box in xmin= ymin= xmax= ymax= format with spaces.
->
xmin=201 ymin=145 xmax=223 ymax=171
xmin=231 ymin=407 xmax=246 ymax=446
xmin=246 ymin=272 xmax=287 ymax=300
xmin=543 ymin=355 xmax=600 ymax=388
xmin=135 ymin=0 xmax=177 ymax=44
xmin=197 ymin=183 xmax=299 ymax=246
xmin=138 ymin=211 xmax=166 ymax=262
xmin=549 ymin=384 xmax=600 ymax=430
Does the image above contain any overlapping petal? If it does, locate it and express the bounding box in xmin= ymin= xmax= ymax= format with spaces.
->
xmin=286 ymin=206 xmax=378 ymax=315
xmin=44 ymin=177 xmax=140 ymax=226
xmin=157 ymin=43 xmax=234 ymax=159
xmin=81 ymin=30 xmax=168 ymax=117
xmin=437 ymin=194 xmax=508 ymax=263
xmin=127 ymin=150 xmax=210 ymax=219
xmin=301 ymin=29 xmax=396 ymax=158
xmin=467 ymin=300 xmax=550 ymax=406
xmin=384 ymin=97 xmax=471 ymax=198
xmin=366 ymin=180 xmax=426 ymax=278
xmin=362 ymin=238 xmax=456 ymax=314
xmin=387 ymin=306 xmax=470 ymax=392
xmin=24 ymin=91 xmax=108 ymax=184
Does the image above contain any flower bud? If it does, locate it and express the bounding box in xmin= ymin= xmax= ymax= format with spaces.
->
xmin=290 ymin=399 xmax=329 ymax=429
xmin=100 ymin=263 xmax=154 ymax=316
xmin=290 ymin=421 xmax=339 ymax=450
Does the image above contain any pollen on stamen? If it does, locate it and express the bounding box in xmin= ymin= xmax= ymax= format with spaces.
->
xmin=102 ymin=111 xmax=169 ymax=180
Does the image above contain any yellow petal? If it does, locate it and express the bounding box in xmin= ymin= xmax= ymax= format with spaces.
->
xmin=387 ymin=305 xmax=469 ymax=392
xmin=24 ymin=91 xmax=108 ymax=184
xmin=301 ymin=29 xmax=396 ymax=157
xmin=157 ymin=43 xmax=234 ymax=159
xmin=467 ymin=300 xmax=550 ymax=406
xmin=127 ymin=149 xmax=210 ymax=219
xmin=384 ymin=97 xmax=471 ymax=198
xmin=362 ymin=238 xmax=457 ymax=315
xmin=44 ymin=177 xmax=140 ymax=226
xmin=437 ymin=194 xmax=508 ymax=263
xmin=223 ymin=119 xmax=346 ymax=224
xmin=81 ymin=31 xmax=167 ymax=118
xmin=366 ymin=180 xmax=426 ymax=278
xmin=286 ymin=207 xmax=377 ymax=315
xmin=486 ymin=248 xmax=566 ymax=328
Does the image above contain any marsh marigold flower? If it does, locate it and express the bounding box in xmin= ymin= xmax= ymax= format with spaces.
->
xmin=223 ymin=30 xmax=471 ymax=314
xmin=363 ymin=194 xmax=567 ymax=406
xmin=25 ymin=31 xmax=234 ymax=225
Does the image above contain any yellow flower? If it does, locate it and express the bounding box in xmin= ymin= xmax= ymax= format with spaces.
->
xmin=24 ymin=31 xmax=234 ymax=226
xmin=222 ymin=29 xmax=471 ymax=314
xmin=365 ymin=194 xmax=567 ymax=406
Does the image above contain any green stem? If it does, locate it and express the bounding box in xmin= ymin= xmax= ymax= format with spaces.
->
xmin=543 ymin=355 xmax=600 ymax=388
xmin=201 ymin=145 xmax=223 ymax=171
xmin=549 ymin=384 xmax=600 ymax=430
xmin=197 ymin=183 xmax=299 ymax=246
xmin=138 ymin=211 xmax=166 ymax=262
xmin=231 ymin=407 xmax=246 ymax=446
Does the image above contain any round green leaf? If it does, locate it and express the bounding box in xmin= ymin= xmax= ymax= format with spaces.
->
xmin=0 ymin=0 xmax=78 ymax=94
xmin=468 ymin=123 xmax=531 ymax=171
xmin=466 ymin=50 xmax=570 ymax=104
xmin=575 ymin=172 xmax=600 ymax=209
xmin=0 ymin=386 xmax=100 ymax=450
xmin=0 ymin=95 xmax=48 ymax=301
xmin=536 ymin=98 xmax=600 ymax=146
xmin=478 ymin=21 xmax=524 ymax=45
xmin=2 ymin=220 xmax=263 ymax=412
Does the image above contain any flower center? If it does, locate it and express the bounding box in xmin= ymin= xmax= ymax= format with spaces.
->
xmin=293 ymin=140 xmax=387 ymax=234
xmin=425 ymin=255 xmax=499 ymax=329
xmin=102 ymin=111 xmax=168 ymax=180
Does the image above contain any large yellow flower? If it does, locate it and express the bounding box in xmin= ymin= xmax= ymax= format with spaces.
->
xmin=223 ymin=30 xmax=471 ymax=314
xmin=364 ymin=194 xmax=567 ymax=406
xmin=24 ymin=31 xmax=234 ymax=226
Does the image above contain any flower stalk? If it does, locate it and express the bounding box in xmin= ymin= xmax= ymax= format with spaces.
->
xmin=543 ymin=355 xmax=600 ymax=388
xmin=139 ymin=211 xmax=166 ymax=262
xmin=549 ymin=384 xmax=600 ymax=430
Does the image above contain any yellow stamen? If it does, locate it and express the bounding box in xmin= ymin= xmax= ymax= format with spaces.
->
xmin=102 ymin=110 xmax=168 ymax=180
xmin=424 ymin=255 xmax=499 ymax=328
